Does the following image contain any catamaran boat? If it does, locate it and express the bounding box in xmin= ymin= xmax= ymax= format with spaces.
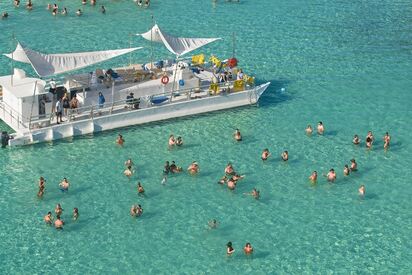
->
xmin=0 ymin=25 xmax=270 ymax=147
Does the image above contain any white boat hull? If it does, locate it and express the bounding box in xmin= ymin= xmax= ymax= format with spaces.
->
xmin=5 ymin=82 xmax=270 ymax=146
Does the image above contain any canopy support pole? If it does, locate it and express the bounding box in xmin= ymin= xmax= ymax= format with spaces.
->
xmin=28 ymin=81 xmax=38 ymax=131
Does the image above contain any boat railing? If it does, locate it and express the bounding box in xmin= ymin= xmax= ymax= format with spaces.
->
xmin=27 ymin=80 xmax=255 ymax=130
xmin=0 ymin=100 xmax=28 ymax=130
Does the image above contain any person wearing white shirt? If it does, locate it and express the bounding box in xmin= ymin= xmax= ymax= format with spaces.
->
xmin=55 ymin=99 xmax=63 ymax=124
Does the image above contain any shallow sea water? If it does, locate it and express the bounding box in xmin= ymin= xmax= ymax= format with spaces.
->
xmin=0 ymin=0 xmax=412 ymax=274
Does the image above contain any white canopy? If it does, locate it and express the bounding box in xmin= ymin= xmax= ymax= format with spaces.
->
xmin=138 ymin=24 xmax=220 ymax=57
xmin=4 ymin=42 xmax=142 ymax=77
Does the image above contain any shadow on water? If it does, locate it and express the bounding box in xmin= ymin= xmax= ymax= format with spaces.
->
xmin=258 ymin=78 xmax=294 ymax=108
xmin=251 ymin=251 xmax=270 ymax=259
xmin=324 ymin=130 xmax=339 ymax=137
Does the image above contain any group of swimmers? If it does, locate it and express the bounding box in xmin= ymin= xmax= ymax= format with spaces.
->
xmin=218 ymin=163 xmax=246 ymax=191
xmin=353 ymin=131 xmax=391 ymax=150
xmin=37 ymin=176 xmax=70 ymax=198
xmin=168 ymin=134 xmax=183 ymax=147
xmin=44 ymin=203 xmax=79 ymax=230
xmin=226 ymin=241 xmax=253 ymax=256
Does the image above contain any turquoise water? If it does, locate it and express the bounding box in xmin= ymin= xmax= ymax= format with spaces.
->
xmin=1 ymin=0 xmax=412 ymax=273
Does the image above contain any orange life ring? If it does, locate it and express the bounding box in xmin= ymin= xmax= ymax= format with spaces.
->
xmin=161 ymin=75 xmax=169 ymax=85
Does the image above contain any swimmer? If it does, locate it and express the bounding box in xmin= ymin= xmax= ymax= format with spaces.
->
xmin=37 ymin=177 xmax=45 ymax=197
xmin=37 ymin=187 xmax=45 ymax=198
xmin=116 ymin=134 xmax=124 ymax=145
xmin=137 ymin=182 xmax=145 ymax=194
xmin=82 ymin=0 xmax=87 ymax=5
xmin=46 ymin=3 xmax=51 ymax=10
xmin=350 ymin=159 xmax=357 ymax=171
xmin=281 ymin=150 xmax=288 ymax=161
xmin=358 ymin=185 xmax=365 ymax=197
xmin=168 ymin=134 xmax=176 ymax=146
xmin=261 ymin=148 xmax=271 ymax=161
xmin=61 ymin=7 xmax=67 ymax=15
xmin=208 ymin=219 xmax=219 ymax=229
xmin=54 ymin=215 xmax=64 ymax=229
xmin=73 ymin=208 xmax=79 ymax=221
xmin=366 ymin=131 xmax=374 ymax=148
xmin=91 ymin=0 xmax=96 ymax=5
xmin=59 ymin=177 xmax=70 ymax=191
xmin=305 ymin=125 xmax=313 ymax=135
xmin=218 ymin=176 xmax=228 ymax=184
xmin=325 ymin=168 xmax=336 ymax=182
xmin=176 ymin=136 xmax=183 ymax=146
xmin=343 ymin=164 xmax=350 ymax=176
xmin=26 ymin=0 xmax=33 ymax=10
xmin=130 ymin=204 xmax=143 ymax=217
xmin=309 ymin=171 xmax=317 ymax=183
xmin=383 ymin=132 xmax=391 ymax=149
xmin=227 ymin=242 xmax=235 ymax=256
xmin=244 ymin=188 xmax=260 ymax=199
xmin=163 ymin=161 xmax=170 ymax=175
xmin=317 ymin=121 xmax=324 ymax=135
xmin=170 ymin=161 xmax=182 ymax=173
xmin=44 ymin=212 xmax=53 ymax=225
xmin=187 ymin=161 xmax=199 ymax=175
xmin=55 ymin=204 xmax=63 ymax=216
xmin=2 ymin=12 xmax=9 ymax=19
xmin=224 ymin=163 xmax=235 ymax=176
xmin=124 ymin=158 xmax=134 ymax=167
xmin=14 ymin=0 xmax=20 ymax=7
xmin=234 ymin=129 xmax=242 ymax=141
xmin=124 ymin=166 xmax=133 ymax=178
xmin=76 ymin=9 xmax=82 ymax=16
xmin=100 ymin=5 xmax=105 ymax=13
xmin=243 ymin=243 xmax=253 ymax=255
xmin=232 ymin=174 xmax=244 ymax=181
xmin=227 ymin=177 xmax=236 ymax=190
xmin=353 ymin=134 xmax=360 ymax=145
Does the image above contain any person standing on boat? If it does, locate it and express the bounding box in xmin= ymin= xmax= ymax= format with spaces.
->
xmin=55 ymin=98 xmax=63 ymax=124
xmin=236 ymin=69 xmax=244 ymax=80
xmin=98 ymin=92 xmax=105 ymax=113
xmin=62 ymin=93 xmax=70 ymax=117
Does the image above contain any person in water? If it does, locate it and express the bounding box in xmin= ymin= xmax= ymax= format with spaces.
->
xmin=124 ymin=166 xmax=133 ymax=178
xmin=2 ymin=12 xmax=8 ymax=19
xmin=26 ymin=0 xmax=33 ymax=10
xmin=55 ymin=204 xmax=63 ymax=216
xmin=14 ymin=0 xmax=20 ymax=7
xmin=44 ymin=212 xmax=53 ymax=225
xmin=383 ymin=131 xmax=391 ymax=149
xmin=116 ymin=134 xmax=124 ymax=145
xmin=161 ymin=175 xmax=167 ymax=185
xmin=76 ymin=9 xmax=82 ymax=16
xmin=244 ymin=243 xmax=253 ymax=255
xmin=168 ymin=135 xmax=176 ymax=147
xmin=352 ymin=134 xmax=360 ymax=145
xmin=124 ymin=158 xmax=134 ymax=167
xmin=176 ymin=136 xmax=183 ymax=146
xmin=59 ymin=178 xmax=70 ymax=192
xmin=208 ymin=219 xmax=219 ymax=229
xmin=232 ymin=174 xmax=244 ymax=181
xmin=261 ymin=149 xmax=271 ymax=161
xmin=130 ymin=204 xmax=143 ymax=217
xmin=218 ymin=175 xmax=228 ymax=185
xmin=91 ymin=0 xmax=96 ymax=5
xmin=187 ymin=161 xmax=199 ymax=175
xmin=234 ymin=129 xmax=242 ymax=141
xmin=137 ymin=182 xmax=145 ymax=195
xmin=224 ymin=163 xmax=235 ymax=176
xmin=317 ymin=121 xmax=324 ymax=135
xmin=227 ymin=177 xmax=236 ymax=190
xmin=38 ymin=176 xmax=46 ymax=197
xmin=82 ymin=0 xmax=87 ymax=5
xmin=54 ymin=215 xmax=64 ymax=230
xmin=326 ymin=169 xmax=336 ymax=182
xmin=227 ymin=242 xmax=235 ymax=256
xmin=163 ymin=161 xmax=170 ymax=175
xmin=170 ymin=161 xmax=182 ymax=173
xmin=365 ymin=131 xmax=374 ymax=148
xmin=281 ymin=150 xmax=288 ymax=161
xmin=350 ymin=159 xmax=357 ymax=171
xmin=100 ymin=5 xmax=105 ymax=13
xmin=61 ymin=7 xmax=67 ymax=15
xmin=309 ymin=171 xmax=317 ymax=183
xmin=244 ymin=188 xmax=260 ymax=199
xmin=358 ymin=185 xmax=365 ymax=197
xmin=51 ymin=3 xmax=58 ymax=15
xmin=305 ymin=125 xmax=313 ymax=135
xmin=343 ymin=165 xmax=350 ymax=176
xmin=73 ymin=208 xmax=79 ymax=221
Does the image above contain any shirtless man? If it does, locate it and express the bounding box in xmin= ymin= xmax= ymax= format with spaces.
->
xmin=353 ymin=134 xmax=360 ymax=145
xmin=326 ymin=169 xmax=336 ymax=182
xmin=54 ymin=215 xmax=64 ymax=229
xmin=343 ymin=165 xmax=350 ymax=176
xmin=59 ymin=178 xmax=70 ymax=191
xmin=244 ymin=188 xmax=260 ymax=199
xmin=55 ymin=204 xmax=63 ymax=216
xmin=305 ymin=125 xmax=313 ymax=135
xmin=261 ymin=149 xmax=271 ymax=161
xmin=350 ymin=159 xmax=358 ymax=171
xmin=44 ymin=212 xmax=53 ymax=225
xmin=317 ymin=121 xmax=324 ymax=135
xmin=358 ymin=185 xmax=365 ymax=197
xmin=234 ymin=129 xmax=242 ymax=141
xmin=309 ymin=171 xmax=317 ymax=183
xmin=281 ymin=151 xmax=288 ymax=161
xmin=124 ymin=166 xmax=133 ymax=178
xmin=116 ymin=134 xmax=124 ymax=145
xmin=383 ymin=132 xmax=391 ymax=149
